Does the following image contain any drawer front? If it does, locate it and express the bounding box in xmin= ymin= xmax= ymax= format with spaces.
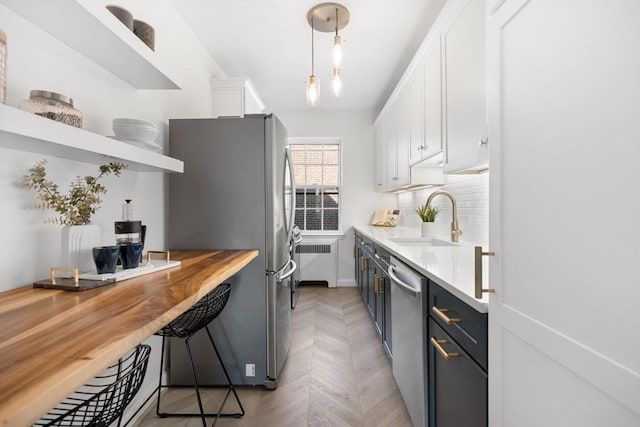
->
xmin=360 ymin=236 xmax=375 ymax=257
xmin=428 ymin=318 xmax=488 ymax=427
xmin=428 ymin=281 xmax=488 ymax=370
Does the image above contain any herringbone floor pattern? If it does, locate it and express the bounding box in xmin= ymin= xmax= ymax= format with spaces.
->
xmin=134 ymin=285 xmax=412 ymax=427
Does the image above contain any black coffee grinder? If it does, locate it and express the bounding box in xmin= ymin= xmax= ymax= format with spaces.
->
xmin=115 ymin=200 xmax=146 ymax=263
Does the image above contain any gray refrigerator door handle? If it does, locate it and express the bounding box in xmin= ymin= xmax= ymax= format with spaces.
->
xmin=285 ymin=146 xmax=296 ymax=243
xmin=278 ymin=259 xmax=297 ymax=283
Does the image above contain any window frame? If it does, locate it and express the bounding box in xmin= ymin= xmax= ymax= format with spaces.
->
xmin=288 ymin=137 xmax=343 ymax=236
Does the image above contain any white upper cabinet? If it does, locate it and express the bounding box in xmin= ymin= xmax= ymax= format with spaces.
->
xmin=442 ymin=0 xmax=488 ymax=173
xmin=374 ymin=88 xmax=411 ymax=192
xmin=395 ymin=89 xmax=411 ymax=186
xmin=210 ymin=78 xmax=266 ymax=118
xmin=423 ymin=37 xmax=444 ymax=162
xmin=384 ymin=98 xmax=399 ymax=189
xmin=408 ymin=61 xmax=426 ymax=166
xmin=375 ymin=116 xmax=387 ymax=191
xmin=374 ymin=0 xmax=490 ymax=191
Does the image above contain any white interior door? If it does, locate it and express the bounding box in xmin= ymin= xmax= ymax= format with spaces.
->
xmin=487 ymin=1 xmax=640 ymax=426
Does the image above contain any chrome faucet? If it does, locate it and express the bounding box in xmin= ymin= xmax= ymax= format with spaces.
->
xmin=425 ymin=190 xmax=463 ymax=243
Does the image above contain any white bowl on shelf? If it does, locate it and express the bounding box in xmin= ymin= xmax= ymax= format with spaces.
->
xmin=112 ymin=118 xmax=158 ymax=142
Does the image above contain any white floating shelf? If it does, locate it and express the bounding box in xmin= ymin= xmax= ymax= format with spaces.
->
xmin=1 ymin=0 xmax=181 ymax=90
xmin=0 ymin=104 xmax=184 ymax=173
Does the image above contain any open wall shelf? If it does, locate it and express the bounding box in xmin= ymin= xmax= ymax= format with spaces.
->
xmin=1 ymin=0 xmax=181 ymax=89
xmin=0 ymin=104 xmax=183 ymax=172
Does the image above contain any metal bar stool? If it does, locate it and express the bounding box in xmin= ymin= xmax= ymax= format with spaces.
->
xmin=33 ymin=344 xmax=151 ymax=427
xmin=154 ymin=283 xmax=244 ymax=426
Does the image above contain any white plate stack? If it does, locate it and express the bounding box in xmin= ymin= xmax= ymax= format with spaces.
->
xmin=110 ymin=118 xmax=161 ymax=152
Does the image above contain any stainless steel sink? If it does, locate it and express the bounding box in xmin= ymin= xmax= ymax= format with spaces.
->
xmin=387 ymin=237 xmax=458 ymax=247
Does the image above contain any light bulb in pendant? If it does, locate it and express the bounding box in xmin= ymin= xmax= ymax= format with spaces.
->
xmin=306 ymin=75 xmax=320 ymax=106
xmin=331 ymin=68 xmax=343 ymax=97
xmin=332 ymin=35 xmax=342 ymax=67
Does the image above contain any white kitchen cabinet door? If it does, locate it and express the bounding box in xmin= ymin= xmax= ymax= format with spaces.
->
xmin=374 ymin=116 xmax=387 ymax=192
xmin=423 ymin=37 xmax=443 ymax=161
xmin=395 ymin=89 xmax=411 ymax=186
xmin=443 ymin=0 xmax=488 ymax=173
xmin=408 ymin=61 xmax=426 ymax=166
xmin=384 ymin=95 xmax=406 ymax=189
xmin=384 ymin=103 xmax=398 ymax=190
xmin=210 ymin=78 xmax=265 ymax=118
xmin=487 ymin=1 xmax=640 ymax=426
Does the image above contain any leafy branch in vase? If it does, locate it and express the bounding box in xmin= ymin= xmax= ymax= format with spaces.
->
xmin=23 ymin=160 xmax=127 ymax=225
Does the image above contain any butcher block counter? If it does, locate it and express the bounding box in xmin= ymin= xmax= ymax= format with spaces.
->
xmin=0 ymin=249 xmax=259 ymax=427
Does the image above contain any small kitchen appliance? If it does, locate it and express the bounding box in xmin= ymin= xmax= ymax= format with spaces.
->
xmin=114 ymin=200 xmax=146 ymax=267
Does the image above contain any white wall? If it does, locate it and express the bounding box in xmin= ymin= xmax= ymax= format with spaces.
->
xmin=275 ymin=109 xmax=395 ymax=286
xmin=0 ymin=1 xmax=222 ymax=423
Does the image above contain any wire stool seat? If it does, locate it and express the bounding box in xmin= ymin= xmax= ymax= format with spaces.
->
xmin=155 ymin=283 xmax=244 ymax=426
xmin=33 ymin=344 xmax=151 ymax=427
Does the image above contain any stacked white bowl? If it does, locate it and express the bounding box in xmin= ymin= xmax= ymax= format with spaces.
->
xmin=111 ymin=118 xmax=160 ymax=151
xmin=113 ymin=118 xmax=158 ymax=142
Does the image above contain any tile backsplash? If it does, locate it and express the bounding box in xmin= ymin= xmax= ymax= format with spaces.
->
xmin=396 ymin=173 xmax=489 ymax=247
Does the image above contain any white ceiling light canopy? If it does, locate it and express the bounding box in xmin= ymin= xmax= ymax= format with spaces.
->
xmin=306 ymin=2 xmax=350 ymax=102
xmin=306 ymin=2 xmax=350 ymax=33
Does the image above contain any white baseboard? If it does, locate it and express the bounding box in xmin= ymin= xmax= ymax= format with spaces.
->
xmin=337 ymin=279 xmax=357 ymax=287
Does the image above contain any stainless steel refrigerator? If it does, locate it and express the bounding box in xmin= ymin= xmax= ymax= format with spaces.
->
xmin=168 ymin=114 xmax=296 ymax=389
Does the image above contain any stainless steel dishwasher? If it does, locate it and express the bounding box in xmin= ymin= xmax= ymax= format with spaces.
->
xmin=388 ymin=256 xmax=426 ymax=427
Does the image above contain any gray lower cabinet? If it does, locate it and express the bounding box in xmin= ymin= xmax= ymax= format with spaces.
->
xmin=353 ymin=232 xmax=489 ymax=426
xmin=353 ymin=235 xmax=392 ymax=361
xmin=427 ymin=282 xmax=488 ymax=427
xmin=373 ymin=246 xmax=392 ymax=359
xmin=354 ymin=234 xmax=373 ymax=307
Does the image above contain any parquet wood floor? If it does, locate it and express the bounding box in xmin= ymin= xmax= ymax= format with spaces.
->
xmin=134 ymin=285 xmax=412 ymax=427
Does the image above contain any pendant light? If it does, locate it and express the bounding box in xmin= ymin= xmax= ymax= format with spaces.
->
xmin=306 ymin=17 xmax=320 ymax=106
xmin=306 ymin=3 xmax=350 ymax=102
xmin=331 ymin=7 xmax=343 ymax=97
xmin=331 ymin=68 xmax=343 ymax=97
xmin=332 ymin=7 xmax=343 ymax=68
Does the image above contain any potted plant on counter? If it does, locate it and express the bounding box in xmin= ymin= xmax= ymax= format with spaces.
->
xmin=415 ymin=203 xmax=439 ymax=238
xmin=23 ymin=159 xmax=127 ymax=272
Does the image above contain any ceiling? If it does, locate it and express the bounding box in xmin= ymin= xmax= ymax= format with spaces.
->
xmin=171 ymin=0 xmax=446 ymax=113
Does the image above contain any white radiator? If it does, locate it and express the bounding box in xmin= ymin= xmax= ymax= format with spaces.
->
xmin=297 ymin=240 xmax=337 ymax=287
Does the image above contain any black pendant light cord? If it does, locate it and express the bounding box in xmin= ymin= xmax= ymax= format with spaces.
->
xmin=311 ymin=17 xmax=315 ymax=76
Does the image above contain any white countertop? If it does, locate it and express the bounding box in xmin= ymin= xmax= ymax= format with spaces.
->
xmin=354 ymin=226 xmax=489 ymax=313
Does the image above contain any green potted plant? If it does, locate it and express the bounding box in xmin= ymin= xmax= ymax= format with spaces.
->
xmin=415 ymin=203 xmax=439 ymax=237
xmin=24 ymin=159 xmax=127 ymax=272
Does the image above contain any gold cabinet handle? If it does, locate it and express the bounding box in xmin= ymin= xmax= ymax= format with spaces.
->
xmin=50 ymin=267 xmax=79 ymax=286
xmin=360 ymin=256 xmax=365 ymax=271
xmin=430 ymin=337 xmax=460 ymax=360
xmin=432 ymin=306 xmax=460 ymax=324
xmin=474 ymin=246 xmax=495 ymax=299
xmin=374 ymin=274 xmax=384 ymax=295
xmin=353 ymin=247 xmax=356 ymax=258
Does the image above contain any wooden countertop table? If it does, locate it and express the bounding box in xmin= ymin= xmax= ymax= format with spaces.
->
xmin=0 ymin=249 xmax=259 ymax=427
